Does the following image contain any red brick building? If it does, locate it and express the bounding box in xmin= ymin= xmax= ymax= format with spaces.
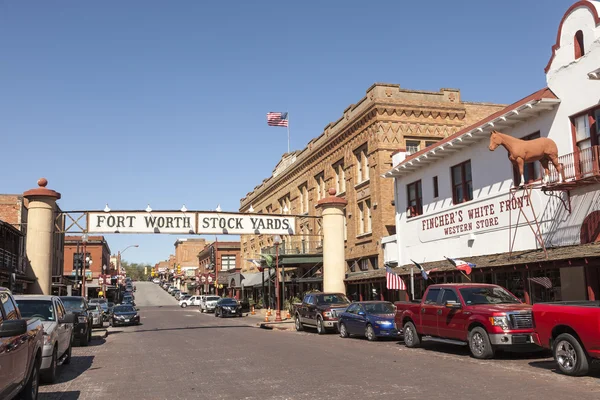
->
xmin=64 ymin=235 xmax=112 ymax=298
xmin=197 ymin=241 xmax=241 ymax=297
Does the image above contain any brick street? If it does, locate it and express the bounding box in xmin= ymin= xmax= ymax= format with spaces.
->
xmin=37 ymin=282 xmax=600 ymax=400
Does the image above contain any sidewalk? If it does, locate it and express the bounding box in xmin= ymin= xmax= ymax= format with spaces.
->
xmin=245 ymin=308 xmax=295 ymax=331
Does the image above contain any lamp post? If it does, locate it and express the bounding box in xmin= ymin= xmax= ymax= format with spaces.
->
xmin=102 ymin=264 xmax=107 ymax=298
xmin=117 ymin=244 xmax=139 ymax=301
xmin=273 ymin=235 xmax=282 ymax=322
xmin=81 ymin=234 xmax=88 ymax=299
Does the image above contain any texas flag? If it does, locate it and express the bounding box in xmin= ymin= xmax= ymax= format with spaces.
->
xmin=446 ymin=257 xmax=475 ymax=275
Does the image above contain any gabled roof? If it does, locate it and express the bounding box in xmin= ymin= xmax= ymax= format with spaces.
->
xmin=383 ymin=88 xmax=560 ymax=178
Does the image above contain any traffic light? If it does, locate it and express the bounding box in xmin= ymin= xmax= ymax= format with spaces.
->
xmin=177 ymin=264 xmax=181 ymax=275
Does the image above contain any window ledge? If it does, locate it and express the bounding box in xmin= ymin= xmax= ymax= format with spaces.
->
xmin=354 ymin=179 xmax=370 ymax=190
xmin=356 ymin=232 xmax=372 ymax=239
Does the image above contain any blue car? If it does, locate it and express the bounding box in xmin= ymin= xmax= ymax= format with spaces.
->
xmin=338 ymin=301 xmax=400 ymax=341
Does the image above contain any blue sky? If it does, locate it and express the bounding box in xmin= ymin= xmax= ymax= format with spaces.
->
xmin=0 ymin=0 xmax=574 ymax=264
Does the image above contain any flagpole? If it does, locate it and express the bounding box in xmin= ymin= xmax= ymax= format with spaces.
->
xmin=287 ymin=111 xmax=290 ymax=154
xmin=410 ymin=268 xmax=415 ymax=301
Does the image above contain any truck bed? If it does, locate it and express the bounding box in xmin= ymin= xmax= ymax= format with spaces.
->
xmin=536 ymin=301 xmax=600 ymax=307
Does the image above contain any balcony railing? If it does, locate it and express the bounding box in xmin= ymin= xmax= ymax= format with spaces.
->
xmin=261 ymin=240 xmax=323 ymax=256
xmin=548 ymin=145 xmax=600 ymax=184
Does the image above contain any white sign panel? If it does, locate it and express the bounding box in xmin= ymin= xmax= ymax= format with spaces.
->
xmin=87 ymin=212 xmax=295 ymax=235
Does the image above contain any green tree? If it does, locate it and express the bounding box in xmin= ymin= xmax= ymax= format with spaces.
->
xmin=120 ymin=260 xmax=152 ymax=281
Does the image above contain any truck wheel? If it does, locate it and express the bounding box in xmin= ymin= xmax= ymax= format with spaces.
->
xmin=316 ymin=316 xmax=326 ymax=335
xmin=339 ymin=322 xmax=349 ymax=338
xmin=366 ymin=324 xmax=377 ymax=341
xmin=64 ymin=341 xmax=72 ymax=365
xmin=41 ymin=347 xmax=57 ymax=383
xmin=469 ymin=327 xmax=494 ymax=359
xmin=403 ymin=322 xmax=421 ymax=348
xmin=295 ymin=315 xmax=304 ymax=332
xmin=20 ymin=356 xmax=40 ymax=400
xmin=554 ymin=333 xmax=590 ymax=376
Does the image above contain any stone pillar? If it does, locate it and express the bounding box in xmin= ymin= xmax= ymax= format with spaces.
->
xmin=316 ymin=188 xmax=348 ymax=294
xmin=23 ymin=178 xmax=61 ymax=295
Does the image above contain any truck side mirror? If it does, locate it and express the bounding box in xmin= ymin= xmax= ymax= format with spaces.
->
xmin=0 ymin=319 xmax=27 ymax=337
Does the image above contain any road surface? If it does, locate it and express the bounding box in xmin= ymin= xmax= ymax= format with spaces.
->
xmin=134 ymin=280 xmax=179 ymax=306
xmin=39 ymin=282 xmax=600 ymax=400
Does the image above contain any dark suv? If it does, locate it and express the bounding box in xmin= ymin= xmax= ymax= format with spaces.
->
xmin=294 ymin=293 xmax=351 ymax=334
xmin=60 ymin=296 xmax=93 ymax=346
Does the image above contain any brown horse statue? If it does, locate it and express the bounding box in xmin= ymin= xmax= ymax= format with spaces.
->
xmin=488 ymin=130 xmax=565 ymax=186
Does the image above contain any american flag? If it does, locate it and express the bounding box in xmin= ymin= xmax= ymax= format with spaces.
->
xmin=386 ymin=267 xmax=407 ymax=290
xmin=267 ymin=112 xmax=289 ymax=127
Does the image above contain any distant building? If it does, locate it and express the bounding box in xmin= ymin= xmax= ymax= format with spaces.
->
xmin=64 ymin=236 xmax=112 ymax=299
xmin=197 ymin=241 xmax=241 ymax=297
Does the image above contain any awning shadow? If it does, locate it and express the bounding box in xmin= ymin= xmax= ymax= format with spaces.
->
xmin=111 ymin=325 xmax=253 ymax=334
xmin=46 ymin=355 xmax=94 ymax=385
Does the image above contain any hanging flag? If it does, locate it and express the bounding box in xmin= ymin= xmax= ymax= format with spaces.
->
xmin=411 ymin=259 xmax=429 ymax=280
xmin=528 ymin=277 xmax=553 ymax=289
xmin=386 ymin=267 xmax=407 ymax=290
xmin=445 ymin=257 xmax=475 ymax=275
xmin=247 ymin=259 xmax=262 ymax=268
xmin=267 ymin=112 xmax=289 ymax=127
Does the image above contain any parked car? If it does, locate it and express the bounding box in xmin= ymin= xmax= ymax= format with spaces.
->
xmin=180 ymin=295 xmax=202 ymax=308
xmin=167 ymin=286 xmax=177 ymax=294
xmin=214 ymin=298 xmax=243 ymax=318
xmin=107 ymin=302 xmax=115 ymax=315
xmin=122 ymin=295 xmax=135 ymax=307
xmin=175 ymin=291 xmax=187 ymax=300
xmin=200 ymin=296 xmax=221 ymax=313
xmin=60 ymin=296 xmax=93 ymax=346
xmin=338 ymin=301 xmax=400 ymax=341
xmin=171 ymin=290 xmax=181 ymax=298
xmin=396 ymin=283 xmax=538 ymax=359
xmin=14 ymin=295 xmax=75 ymax=383
xmin=111 ymin=304 xmax=141 ymax=326
xmin=532 ymin=301 xmax=600 ymax=376
xmin=294 ymin=292 xmax=351 ymax=334
xmin=89 ymin=304 xmax=104 ymax=328
xmin=153 ymin=278 xmax=160 ymax=284
xmin=0 ymin=287 xmax=44 ymax=400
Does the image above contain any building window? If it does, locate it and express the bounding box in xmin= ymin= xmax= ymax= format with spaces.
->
xmin=406 ymin=140 xmax=420 ymax=155
xmin=512 ymin=132 xmax=541 ymax=184
xmin=451 ymin=160 xmax=473 ymax=204
xmin=298 ymin=184 xmax=309 ymax=214
xmin=348 ymin=260 xmax=356 ymax=273
xmin=354 ymin=146 xmax=369 ymax=184
xmin=334 ymin=160 xmax=346 ymax=194
xmin=279 ymin=194 xmax=291 ymax=214
xmin=425 ymin=141 xmax=437 ymax=148
xmin=433 ymin=176 xmax=439 ymax=198
xmin=575 ymin=30 xmax=585 ymax=59
xmin=343 ymin=208 xmax=348 ymax=241
xmin=574 ymin=114 xmax=592 ymax=150
xmin=406 ymin=180 xmax=422 ymax=218
xmin=315 ymin=172 xmax=326 ymax=200
xmin=221 ymin=255 xmax=236 ymax=271
xmin=370 ymin=256 xmax=379 ymax=270
xmin=359 ymin=259 xmax=369 ymax=271
xmin=357 ymin=199 xmax=372 ymax=235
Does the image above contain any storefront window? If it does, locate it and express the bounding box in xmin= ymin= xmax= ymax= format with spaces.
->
xmin=495 ymin=271 xmax=526 ymax=302
xmin=529 ymin=268 xmax=562 ymax=303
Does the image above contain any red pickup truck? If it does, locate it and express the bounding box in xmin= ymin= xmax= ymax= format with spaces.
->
xmin=532 ymin=301 xmax=600 ymax=376
xmin=395 ymin=283 xmax=538 ymax=359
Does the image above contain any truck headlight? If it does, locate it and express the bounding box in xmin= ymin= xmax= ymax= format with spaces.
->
xmin=323 ymin=311 xmax=332 ymax=318
xmin=489 ymin=316 xmax=510 ymax=330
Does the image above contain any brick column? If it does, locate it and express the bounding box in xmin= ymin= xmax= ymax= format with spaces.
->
xmin=23 ymin=178 xmax=61 ymax=295
xmin=316 ymin=188 xmax=348 ymax=294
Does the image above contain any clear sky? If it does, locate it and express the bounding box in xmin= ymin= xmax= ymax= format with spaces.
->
xmin=0 ymin=0 xmax=575 ymax=264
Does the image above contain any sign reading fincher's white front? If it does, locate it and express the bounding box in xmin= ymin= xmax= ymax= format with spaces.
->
xmin=87 ymin=211 xmax=295 ymax=235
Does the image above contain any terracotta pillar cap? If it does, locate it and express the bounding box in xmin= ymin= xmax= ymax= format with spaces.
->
xmin=316 ymin=188 xmax=348 ymax=208
xmin=23 ymin=178 xmax=62 ymax=199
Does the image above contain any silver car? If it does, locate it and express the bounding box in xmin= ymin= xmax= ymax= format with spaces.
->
xmin=14 ymin=295 xmax=75 ymax=383
xmin=200 ymin=296 xmax=221 ymax=313
xmin=89 ymin=304 xmax=103 ymax=328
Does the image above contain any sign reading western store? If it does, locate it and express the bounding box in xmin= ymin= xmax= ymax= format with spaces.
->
xmin=87 ymin=212 xmax=295 ymax=235
xmin=415 ymin=191 xmax=544 ymax=242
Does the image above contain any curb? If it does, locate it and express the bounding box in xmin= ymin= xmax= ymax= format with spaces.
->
xmin=92 ymin=329 xmax=108 ymax=339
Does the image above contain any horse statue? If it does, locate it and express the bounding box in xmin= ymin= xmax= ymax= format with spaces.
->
xmin=488 ymin=130 xmax=565 ymax=186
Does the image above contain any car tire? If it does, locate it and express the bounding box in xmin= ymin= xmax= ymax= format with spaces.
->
xmin=366 ymin=324 xmax=377 ymax=341
xmin=181 ymin=303 xmax=188 ymax=308
xmin=80 ymin=329 xmax=89 ymax=347
xmin=63 ymin=341 xmax=72 ymax=365
xmin=41 ymin=347 xmax=58 ymax=383
xmin=469 ymin=327 xmax=495 ymax=359
xmin=214 ymin=309 xmax=219 ymax=317
xmin=403 ymin=321 xmax=421 ymax=348
xmin=295 ymin=315 xmax=304 ymax=332
xmin=554 ymin=333 xmax=590 ymax=376
xmin=20 ymin=356 xmax=40 ymax=400
xmin=339 ymin=322 xmax=349 ymax=338
xmin=316 ymin=316 xmax=326 ymax=335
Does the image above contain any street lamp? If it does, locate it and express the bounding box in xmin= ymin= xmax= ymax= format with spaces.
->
xmin=81 ymin=234 xmax=89 ymax=299
xmin=273 ymin=235 xmax=282 ymax=322
xmin=102 ymin=264 xmax=107 ymax=298
xmin=118 ymin=244 xmax=139 ymax=283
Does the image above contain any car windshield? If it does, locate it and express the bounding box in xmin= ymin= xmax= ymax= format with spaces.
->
xmin=363 ymin=302 xmax=395 ymax=314
xmin=61 ymin=298 xmax=86 ymax=311
xmin=114 ymin=305 xmax=135 ymax=313
xmin=15 ymin=300 xmax=55 ymax=321
xmin=459 ymin=287 xmax=520 ymax=305
xmin=315 ymin=294 xmax=350 ymax=305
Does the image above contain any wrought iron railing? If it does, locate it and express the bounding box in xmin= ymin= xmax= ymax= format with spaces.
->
xmin=548 ymin=145 xmax=600 ymax=183
xmin=261 ymin=240 xmax=323 ymax=256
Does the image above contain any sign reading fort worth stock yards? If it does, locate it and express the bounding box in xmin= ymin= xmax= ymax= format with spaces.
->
xmin=87 ymin=212 xmax=296 ymax=235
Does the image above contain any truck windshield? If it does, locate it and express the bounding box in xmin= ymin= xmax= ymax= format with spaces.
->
xmin=459 ymin=287 xmax=520 ymax=305
xmin=315 ymin=294 xmax=350 ymax=305
xmin=15 ymin=300 xmax=55 ymax=321
xmin=61 ymin=298 xmax=86 ymax=311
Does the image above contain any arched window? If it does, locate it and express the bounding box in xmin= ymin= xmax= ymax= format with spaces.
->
xmin=575 ymin=30 xmax=585 ymax=59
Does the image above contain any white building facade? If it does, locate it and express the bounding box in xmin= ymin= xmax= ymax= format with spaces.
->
xmin=385 ymin=1 xmax=600 ymax=303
